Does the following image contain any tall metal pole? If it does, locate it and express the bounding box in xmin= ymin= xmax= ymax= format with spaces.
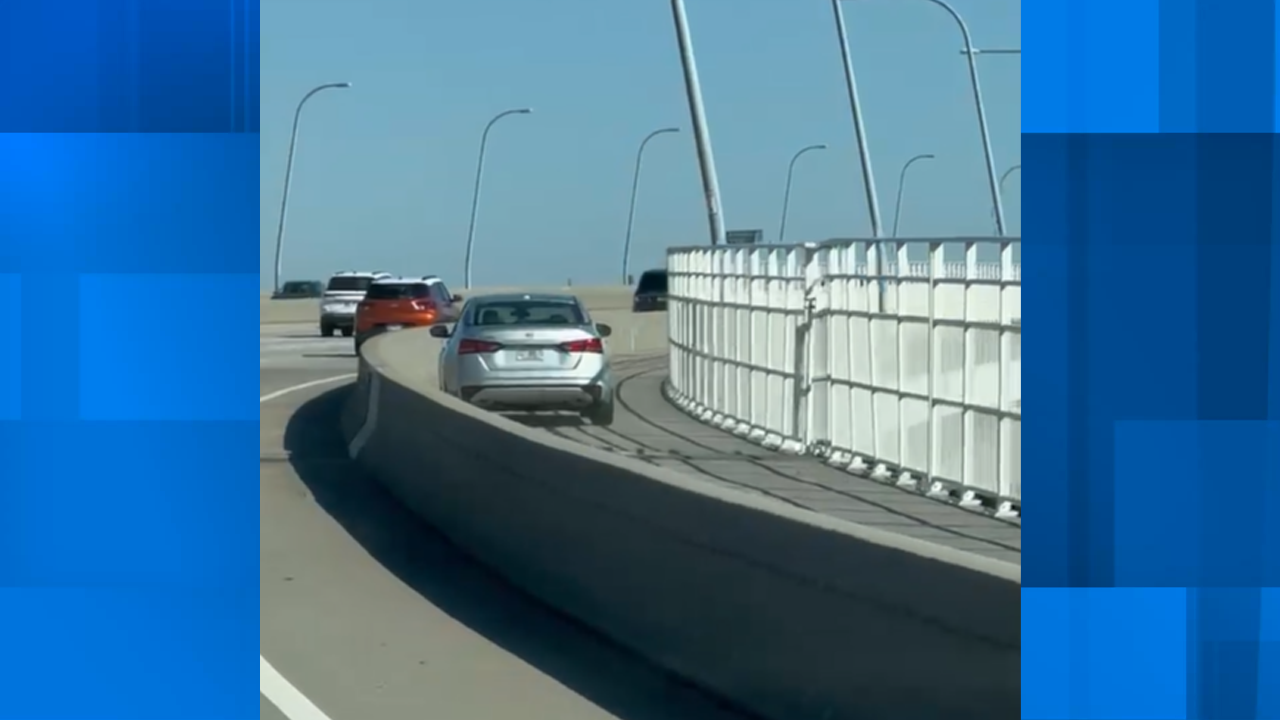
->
xmin=778 ymin=143 xmax=828 ymax=244
xmin=463 ymin=107 xmax=532 ymax=289
xmin=831 ymin=0 xmax=883 ymax=238
xmin=271 ymin=82 xmax=351 ymax=295
xmin=670 ymin=0 xmax=726 ymax=246
xmin=916 ymin=0 xmax=1007 ymax=235
xmin=890 ymin=153 xmax=936 ymax=238
xmin=622 ymin=127 xmax=680 ymax=283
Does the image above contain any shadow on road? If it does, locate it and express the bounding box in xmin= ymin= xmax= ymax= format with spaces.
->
xmin=283 ymin=387 xmax=749 ymax=720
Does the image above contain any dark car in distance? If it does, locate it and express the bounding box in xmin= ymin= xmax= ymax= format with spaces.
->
xmin=272 ymin=280 xmax=323 ymax=299
xmin=632 ymin=269 xmax=668 ymax=313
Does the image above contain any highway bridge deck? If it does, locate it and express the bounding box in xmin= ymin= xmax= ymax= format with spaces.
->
xmin=512 ymin=354 xmax=1022 ymax=566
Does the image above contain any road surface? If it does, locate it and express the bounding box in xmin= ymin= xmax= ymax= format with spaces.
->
xmin=259 ymin=323 xmax=748 ymax=720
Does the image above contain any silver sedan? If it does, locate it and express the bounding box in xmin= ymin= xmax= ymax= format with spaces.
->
xmin=430 ymin=293 xmax=616 ymax=425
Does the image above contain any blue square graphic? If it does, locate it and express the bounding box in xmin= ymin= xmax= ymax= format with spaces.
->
xmin=0 ymin=0 xmax=258 ymax=132
xmin=1113 ymin=421 xmax=1200 ymax=587
xmin=0 ymin=135 xmax=258 ymax=273
xmin=79 ymin=273 xmax=258 ymax=422
xmin=0 ymin=587 xmax=255 ymax=718
xmin=1115 ymin=421 xmax=1280 ymax=589
xmin=0 ymin=275 xmax=19 ymax=420
xmin=1 ymin=420 xmax=257 ymax=587
xmin=1023 ymin=587 xmax=1188 ymax=720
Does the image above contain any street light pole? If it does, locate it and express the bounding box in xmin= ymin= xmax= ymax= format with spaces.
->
xmin=1000 ymin=163 xmax=1021 ymax=194
xmin=463 ymin=107 xmax=532 ymax=289
xmin=992 ymin=163 xmax=1020 ymax=232
xmin=622 ymin=127 xmax=680 ymax=283
xmin=778 ymin=143 xmax=828 ymax=244
xmin=890 ymin=153 xmax=936 ymax=238
xmin=670 ymin=0 xmax=726 ymax=246
xmin=271 ymin=82 xmax=351 ymax=295
xmin=831 ymin=0 xmax=884 ymax=238
xmin=912 ymin=0 xmax=1007 ymax=235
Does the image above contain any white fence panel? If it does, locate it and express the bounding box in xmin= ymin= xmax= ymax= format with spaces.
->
xmin=665 ymin=238 xmax=1021 ymax=518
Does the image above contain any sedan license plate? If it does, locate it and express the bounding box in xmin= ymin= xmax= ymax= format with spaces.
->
xmin=385 ymin=324 xmax=404 ymax=331
xmin=515 ymin=349 xmax=543 ymax=362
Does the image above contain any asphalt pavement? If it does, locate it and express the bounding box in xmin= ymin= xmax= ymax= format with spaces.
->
xmin=259 ymin=322 xmax=747 ymax=720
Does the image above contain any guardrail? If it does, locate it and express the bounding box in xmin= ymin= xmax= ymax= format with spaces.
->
xmin=665 ymin=237 xmax=1021 ymax=518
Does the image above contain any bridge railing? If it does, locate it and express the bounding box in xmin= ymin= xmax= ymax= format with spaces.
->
xmin=664 ymin=237 xmax=1021 ymax=518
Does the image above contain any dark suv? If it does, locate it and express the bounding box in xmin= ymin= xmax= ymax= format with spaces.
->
xmin=272 ymin=280 xmax=323 ymax=299
xmin=632 ymin=269 xmax=668 ymax=313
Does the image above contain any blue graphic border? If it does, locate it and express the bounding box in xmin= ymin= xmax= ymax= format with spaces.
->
xmin=0 ymin=0 xmax=259 ymax=717
xmin=1024 ymin=0 xmax=1280 ymax=717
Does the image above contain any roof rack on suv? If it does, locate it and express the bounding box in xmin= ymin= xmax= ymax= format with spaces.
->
xmin=331 ymin=270 xmax=390 ymax=277
xmin=371 ymin=275 xmax=440 ymax=284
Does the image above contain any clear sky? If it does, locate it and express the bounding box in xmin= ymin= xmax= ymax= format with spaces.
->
xmin=260 ymin=0 xmax=1021 ymax=289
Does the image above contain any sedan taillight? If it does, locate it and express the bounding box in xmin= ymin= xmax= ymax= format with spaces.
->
xmin=458 ymin=339 xmax=503 ymax=355
xmin=559 ymin=338 xmax=604 ymax=354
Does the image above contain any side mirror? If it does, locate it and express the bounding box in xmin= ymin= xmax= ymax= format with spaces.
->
xmin=429 ymin=325 xmax=451 ymax=339
xmin=596 ymin=323 xmax=613 ymax=338
xmin=451 ymin=294 xmax=464 ymax=302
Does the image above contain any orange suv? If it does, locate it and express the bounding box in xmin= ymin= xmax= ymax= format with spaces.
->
xmin=354 ymin=275 xmax=463 ymax=352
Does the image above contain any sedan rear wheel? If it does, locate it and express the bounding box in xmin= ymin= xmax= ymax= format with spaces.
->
xmin=583 ymin=398 xmax=615 ymax=427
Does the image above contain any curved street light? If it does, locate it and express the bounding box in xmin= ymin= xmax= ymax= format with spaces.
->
xmin=992 ymin=163 xmax=1021 ymax=233
xmin=891 ymin=153 xmax=936 ymax=238
xmin=778 ymin=144 xmax=828 ymax=244
xmin=271 ymin=82 xmax=352 ymax=294
xmin=621 ymin=127 xmax=680 ymax=284
xmin=913 ymin=0 xmax=1008 ymax=235
xmin=463 ymin=107 xmax=533 ymax=289
xmin=999 ymin=163 xmax=1021 ymax=194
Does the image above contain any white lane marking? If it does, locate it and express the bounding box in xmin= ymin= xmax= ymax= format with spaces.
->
xmin=261 ymin=656 xmax=335 ymax=720
xmin=259 ymin=338 xmax=354 ymax=358
xmin=259 ymin=374 xmax=356 ymax=404
xmin=260 ymin=338 xmax=348 ymax=351
xmin=260 ymin=373 xmax=355 ymax=720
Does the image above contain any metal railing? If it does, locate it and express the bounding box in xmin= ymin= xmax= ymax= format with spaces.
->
xmin=664 ymin=238 xmax=1021 ymax=518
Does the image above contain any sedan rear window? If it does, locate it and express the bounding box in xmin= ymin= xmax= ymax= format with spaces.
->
xmin=327 ymin=276 xmax=374 ymax=292
xmin=365 ymin=283 xmax=431 ymax=300
xmin=636 ymin=270 xmax=668 ymax=294
xmin=472 ymin=301 xmax=586 ymax=326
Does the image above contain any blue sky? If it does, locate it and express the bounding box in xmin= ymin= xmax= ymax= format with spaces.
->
xmin=260 ymin=0 xmax=1021 ymax=289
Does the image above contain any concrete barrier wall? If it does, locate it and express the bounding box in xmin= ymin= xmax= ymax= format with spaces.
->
xmin=343 ymin=326 xmax=1021 ymax=720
